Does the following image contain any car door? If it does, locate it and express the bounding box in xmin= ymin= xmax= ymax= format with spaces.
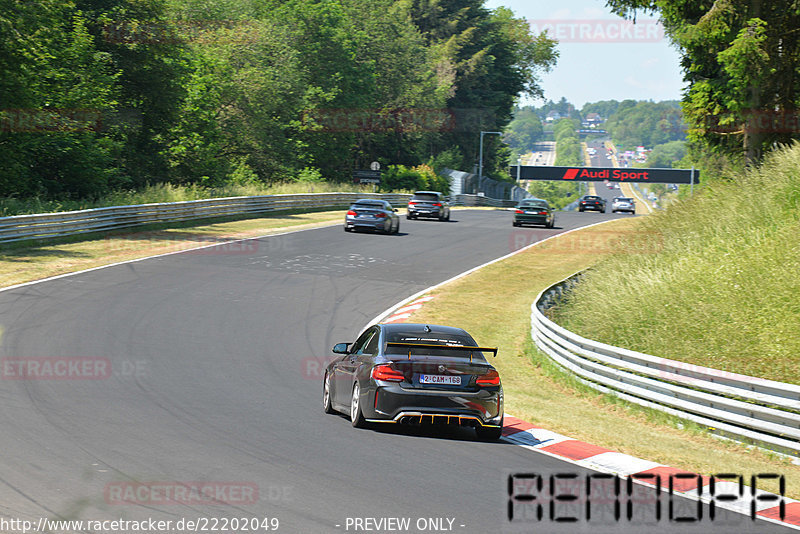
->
xmin=333 ymin=327 xmax=377 ymax=406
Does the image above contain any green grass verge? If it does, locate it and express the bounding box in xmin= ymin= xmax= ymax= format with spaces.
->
xmin=405 ymin=217 xmax=800 ymax=499
xmin=553 ymin=143 xmax=800 ymax=384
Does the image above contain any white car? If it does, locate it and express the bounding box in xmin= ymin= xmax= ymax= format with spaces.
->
xmin=611 ymin=197 xmax=636 ymax=214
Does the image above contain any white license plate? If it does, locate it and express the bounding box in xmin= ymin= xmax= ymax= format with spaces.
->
xmin=420 ymin=374 xmax=461 ymax=385
xmin=525 ymin=211 xmax=540 ymax=214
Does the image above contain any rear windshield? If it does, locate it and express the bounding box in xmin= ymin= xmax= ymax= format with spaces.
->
xmin=584 ymin=196 xmax=601 ymax=201
xmin=616 ymin=198 xmax=633 ymax=202
xmin=352 ymin=202 xmax=385 ymax=209
xmin=412 ymin=193 xmax=439 ymax=201
xmin=520 ymin=201 xmax=547 ymax=208
xmin=385 ymin=331 xmax=486 ymax=360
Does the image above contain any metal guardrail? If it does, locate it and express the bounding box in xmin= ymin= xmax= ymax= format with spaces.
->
xmin=532 ymin=273 xmax=800 ymax=457
xmin=0 ymin=193 xmax=412 ymax=245
xmin=453 ymin=194 xmax=516 ymax=208
xmin=0 ymin=192 xmax=516 ymax=245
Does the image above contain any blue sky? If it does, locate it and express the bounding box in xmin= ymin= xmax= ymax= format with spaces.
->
xmin=484 ymin=0 xmax=685 ymax=109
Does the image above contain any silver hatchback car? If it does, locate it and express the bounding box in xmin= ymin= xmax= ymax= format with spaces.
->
xmin=611 ymin=197 xmax=636 ymax=214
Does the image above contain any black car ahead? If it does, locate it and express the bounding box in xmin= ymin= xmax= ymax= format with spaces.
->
xmin=344 ymin=199 xmax=400 ymax=233
xmin=323 ymin=323 xmax=503 ymax=440
xmin=407 ymin=191 xmax=450 ymax=221
xmin=513 ymin=198 xmax=555 ymax=228
xmin=579 ymin=195 xmax=606 ymax=213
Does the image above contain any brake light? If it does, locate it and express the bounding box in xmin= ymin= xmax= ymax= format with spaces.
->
xmin=539 ymin=211 xmax=547 ymax=215
xmin=372 ymin=364 xmax=404 ymax=382
xmin=433 ymin=203 xmax=442 ymax=207
xmin=375 ymin=212 xmax=387 ymax=218
xmin=408 ymin=201 xmax=417 ymax=205
xmin=476 ymin=369 xmax=500 ymax=386
xmin=515 ymin=209 xmax=524 ymax=214
xmin=347 ymin=210 xmax=356 ymax=216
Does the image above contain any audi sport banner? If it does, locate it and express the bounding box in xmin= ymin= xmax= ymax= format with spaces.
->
xmin=510 ymin=166 xmax=699 ymax=184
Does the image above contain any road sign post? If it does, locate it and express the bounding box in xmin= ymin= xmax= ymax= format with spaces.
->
xmin=352 ymin=169 xmax=381 ymax=186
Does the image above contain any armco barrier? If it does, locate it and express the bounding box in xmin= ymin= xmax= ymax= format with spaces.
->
xmin=0 ymin=192 xmax=516 ymax=245
xmin=0 ymin=193 xmax=411 ymax=245
xmin=532 ymin=273 xmax=800 ymax=457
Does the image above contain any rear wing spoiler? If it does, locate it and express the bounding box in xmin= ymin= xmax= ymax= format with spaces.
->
xmin=386 ymin=342 xmax=497 ymax=361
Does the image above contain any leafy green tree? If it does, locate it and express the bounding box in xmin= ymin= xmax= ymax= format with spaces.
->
xmin=581 ymin=100 xmax=620 ymax=119
xmin=641 ymin=140 xmax=687 ymax=168
xmin=406 ymin=0 xmax=558 ymax=179
xmin=604 ymin=100 xmax=685 ymax=149
xmin=505 ymin=107 xmax=544 ymax=158
xmin=606 ymin=0 xmax=800 ymax=165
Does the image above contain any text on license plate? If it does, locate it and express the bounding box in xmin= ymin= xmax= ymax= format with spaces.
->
xmin=420 ymin=374 xmax=461 ymax=385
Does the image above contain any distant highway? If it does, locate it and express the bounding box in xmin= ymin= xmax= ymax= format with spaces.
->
xmin=526 ymin=141 xmax=556 ymax=166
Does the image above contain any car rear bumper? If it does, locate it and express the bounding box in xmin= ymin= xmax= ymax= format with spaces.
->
xmin=345 ymin=217 xmax=387 ymax=231
xmin=365 ymin=384 xmax=503 ymax=426
xmin=408 ymin=208 xmax=442 ymax=218
xmin=514 ymin=215 xmax=549 ymax=224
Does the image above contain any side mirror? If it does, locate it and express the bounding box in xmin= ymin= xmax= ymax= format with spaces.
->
xmin=332 ymin=343 xmax=351 ymax=354
xmin=394 ymin=208 xmax=398 ymax=212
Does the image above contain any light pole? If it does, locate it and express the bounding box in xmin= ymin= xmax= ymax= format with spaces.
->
xmin=516 ymin=157 xmax=521 ymax=185
xmin=478 ymin=131 xmax=503 ymax=190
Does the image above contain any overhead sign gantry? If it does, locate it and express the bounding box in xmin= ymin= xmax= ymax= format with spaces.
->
xmin=510 ymin=166 xmax=699 ymax=184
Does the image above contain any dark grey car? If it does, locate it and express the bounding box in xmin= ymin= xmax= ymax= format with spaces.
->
xmin=407 ymin=191 xmax=450 ymax=221
xmin=344 ymin=199 xmax=400 ymax=234
xmin=323 ymin=323 xmax=503 ymax=440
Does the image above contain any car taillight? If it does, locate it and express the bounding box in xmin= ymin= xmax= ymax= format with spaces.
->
xmin=539 ymin=211 xmax=547 ymax=215
xmin=375 ymin=213 xmax=387 ymax=218
xmin=433 ymin=203 xmax=442 ymax=207
xmin=347 ymin=210 xmax=357 ymax=216
xmin=515 ymin=209 xmax=524 ymax=214
xmin=372 ymin=364 xmax=404 ymax=382
xmin=476 ymin=369 xmax=500 ymax=386
xmin=408 ymin=201 xmax=417 ymax=205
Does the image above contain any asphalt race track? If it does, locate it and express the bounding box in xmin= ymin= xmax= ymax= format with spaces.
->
xmin=0 ymin=209 xmax=792 ymax=534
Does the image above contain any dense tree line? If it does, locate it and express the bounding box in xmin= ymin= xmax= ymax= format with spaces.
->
xmin=0 ymin=0 xmax=557 ymax=199
xmin=604 ymin=100 xmax=685 ymax=149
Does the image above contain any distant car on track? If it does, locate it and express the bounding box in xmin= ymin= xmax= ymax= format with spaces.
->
xmin=611 ymin=197 xmax=636 ymax=214
xmin=512 ymin=198 xmax=555 ymax=228
xmin=579 ymin=195 xmax=606 ymax=213
xmin=407 ymin=191 xmax=450 ymax=221
xmin=323 ymin=323 xmax=503 ymax=440
xmin=344 ymin=199 xmax=400 ymax=234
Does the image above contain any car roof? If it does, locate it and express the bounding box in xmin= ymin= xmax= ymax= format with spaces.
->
xmin=412 ymin=191 xmax=441 ymax=195
xmin=353 ymin=199 xmax=387 ymax=205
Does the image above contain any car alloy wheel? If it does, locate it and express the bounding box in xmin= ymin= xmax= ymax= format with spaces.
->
xmin=351 ymin=382 xmax=367 ymax=428
xmin=323 ymin=373 xmax=335 ymax=414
